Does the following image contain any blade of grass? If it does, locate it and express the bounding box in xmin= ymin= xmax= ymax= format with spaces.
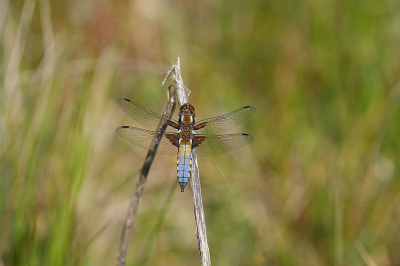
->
xmin=136 ymin=180 xmax=177 ymax=265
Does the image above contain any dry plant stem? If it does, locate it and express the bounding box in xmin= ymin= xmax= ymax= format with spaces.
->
xmin=190 ymin=149 xmax=211 ymax=266
xmin=167 ymin=58 xmax=211 ymax=266
xmin=116 ymin=95 xmax=176 ymax=266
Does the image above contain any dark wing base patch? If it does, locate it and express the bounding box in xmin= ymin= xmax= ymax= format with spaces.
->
xmin=165 ymin=134 xmax=180 ymax=147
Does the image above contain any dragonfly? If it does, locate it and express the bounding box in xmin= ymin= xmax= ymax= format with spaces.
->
xmin=116 ymin=98 xmax=256 ymax=192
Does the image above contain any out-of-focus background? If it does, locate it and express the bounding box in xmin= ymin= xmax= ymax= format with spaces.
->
xmin=1 ymin=0 xmax=400 ymax=265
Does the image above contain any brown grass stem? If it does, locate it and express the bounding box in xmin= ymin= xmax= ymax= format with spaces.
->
xmin=116 ymin=88 xmax=176 ymax=266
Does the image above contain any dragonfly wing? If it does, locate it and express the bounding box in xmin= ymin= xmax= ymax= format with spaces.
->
xmin=194 ymin=106 xmax=256 ymax=134
xmin=116 ymin=126 xmax=178 ymax=155
xmin=193 ymin=133 xmax=254 ymax=157
xmin=117 ymin=98 xmax=179 ymax=130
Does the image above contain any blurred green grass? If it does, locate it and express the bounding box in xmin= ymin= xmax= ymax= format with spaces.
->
xmin=1 ymin=0 xmax=400 ymax=265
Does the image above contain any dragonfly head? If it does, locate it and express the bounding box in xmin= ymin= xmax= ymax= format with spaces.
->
xmin=179 ymin=103 xmax=195 ymax=123
xmin=180 ymin=103 xmax=195 ymax=113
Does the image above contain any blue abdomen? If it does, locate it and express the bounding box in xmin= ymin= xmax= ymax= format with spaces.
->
xmin=177 ymin=143 xmax=192 ymax=192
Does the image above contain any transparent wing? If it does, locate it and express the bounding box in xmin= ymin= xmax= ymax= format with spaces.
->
xmin=116 ymin=126 xmax=178 ymax=155
xmin=194 ymin=106 xmax=256 ymax=134
xmin=194 ymin=133 xmax=254 ymax=157
xmin=117 ymin=98 xmax=179 ymax=130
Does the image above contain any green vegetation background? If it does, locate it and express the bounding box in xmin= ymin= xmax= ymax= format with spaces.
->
xmin=1 ymin=0 xmax=400 ymax=265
